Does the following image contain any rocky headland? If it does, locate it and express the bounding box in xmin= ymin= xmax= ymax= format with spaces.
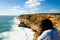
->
xmin=17 ymin=13 xmax=60 ymax=40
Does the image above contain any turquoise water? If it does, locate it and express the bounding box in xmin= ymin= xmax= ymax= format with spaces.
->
xmin=0 ymin=16 xmax=15 ymax=40
xmin=0 ymin=16 xmax=34 ymax=40
xmin=0 ymin=16 xmax=15 ymax=33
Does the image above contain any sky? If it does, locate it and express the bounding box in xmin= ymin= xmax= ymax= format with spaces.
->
xmin=0 ymin=0 xmax=60 ymax=16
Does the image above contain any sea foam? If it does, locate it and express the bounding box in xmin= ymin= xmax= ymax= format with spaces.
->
xmin=0 ymin=17 xmax=34 ymax=40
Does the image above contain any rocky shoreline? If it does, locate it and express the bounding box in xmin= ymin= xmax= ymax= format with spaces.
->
xmin=17 ymin=13 xmax=60 ymax=40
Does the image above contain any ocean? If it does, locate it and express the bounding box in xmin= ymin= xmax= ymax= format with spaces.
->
xmin=0 ymin=16 xmax=15 ymax=33
xmin=0 ymin=16 xmax=34 ymax=40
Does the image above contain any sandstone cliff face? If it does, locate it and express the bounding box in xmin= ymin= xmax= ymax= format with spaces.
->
xmin=18 ymin=14 xmax=60 ymax=40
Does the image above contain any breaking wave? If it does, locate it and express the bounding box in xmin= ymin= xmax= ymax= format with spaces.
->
xmin=0 ymin=17 xmax=34 ymax=40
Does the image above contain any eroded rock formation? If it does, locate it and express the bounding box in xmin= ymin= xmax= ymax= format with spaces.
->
xmin=17 ymin=13 xmax=60 ymax=40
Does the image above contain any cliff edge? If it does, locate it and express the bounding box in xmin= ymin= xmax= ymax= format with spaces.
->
xmin=17 ymin=13 xmax=60 ymax=40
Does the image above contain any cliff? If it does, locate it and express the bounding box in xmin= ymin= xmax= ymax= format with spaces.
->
xmin=17 ymin=13 xmax=60 ymax=40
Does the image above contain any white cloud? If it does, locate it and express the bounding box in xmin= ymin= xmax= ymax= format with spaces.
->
xmin=25 ymin=0 xmax=40 ymax=8
xmin=15 ymin=9 xmax=35 ymax=16
xmin=1 ymin=8 xmax=33 ymax=16
xmin=16 ymin=10 xmax=30 ymax=15
xmin=8 ymin=6 xmax=35 ymax=16
xmin=49 ymin=9 xmax=59 ymax=13
xmin=9 ymin=6 xmax=20 ymax=11
xmin=25 ymin=0 xmax=45 ymax=8
xmin=0 ymin=0 xmax=45 ymax=16
xmin=12 ymin=6 xmax=20 ymax=9
xmin=0 ymin=10 xmax=10 ymax=15
xmin=24 ymin=0 xmax=45 ymax=13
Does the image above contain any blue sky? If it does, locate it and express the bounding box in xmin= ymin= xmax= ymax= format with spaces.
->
xmin=0 ymin=0 xmax=60 ymax=15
